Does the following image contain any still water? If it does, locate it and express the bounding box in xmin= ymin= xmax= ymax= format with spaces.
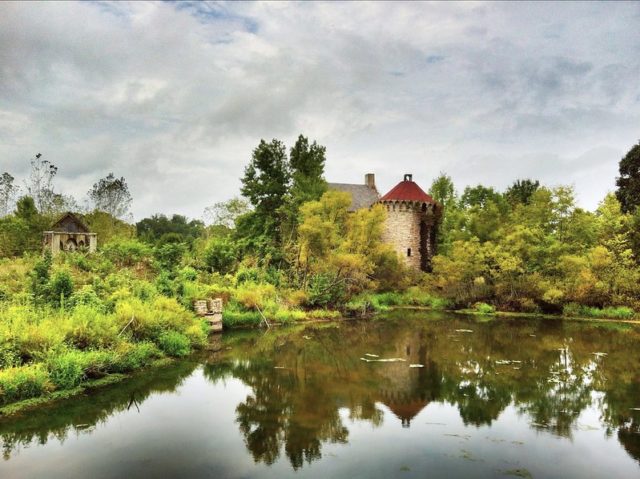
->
xmin=1 ymin=311 xmax=640 ymax=478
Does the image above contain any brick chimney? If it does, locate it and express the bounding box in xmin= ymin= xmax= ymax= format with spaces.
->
xmin=365 ymin=173 xmax=375 ymax=189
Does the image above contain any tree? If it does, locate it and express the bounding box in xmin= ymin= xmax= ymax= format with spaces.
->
xmin=203 ymin=197 xmax=250 ymax=229
xmin=240 ymin=139 xmax=291 ymax=257
xmin=615 ymin=141 xmax=640 ymax=213
xmin=288 ymin=135 xmax=327 ymax=207
xmin=428 ymin=172 xmax=457 ymax=210
xmin=136 ymin=214 xmax=204 ymax=244
xmin=505 ymin=179 xmax=540 ymax=206
xmin=25 ymin=153 xmax=58 ymax=214
xmin=428 ymin=173 xmax=459 ymax=254
xmin=87 ymin=173 xmax=132 ymax=221
xmin=460 ymin=185 xmax=505 ymax=209
xmin=0 ymin=172 xmax=19 ymax=217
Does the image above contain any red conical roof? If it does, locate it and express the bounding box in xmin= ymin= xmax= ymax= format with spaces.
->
xmin=380 ymin=176 xmax=435 ymax=203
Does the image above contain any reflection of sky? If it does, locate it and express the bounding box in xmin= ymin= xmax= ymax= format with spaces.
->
xmin=2 ymin=367 xmax=638 ymax=479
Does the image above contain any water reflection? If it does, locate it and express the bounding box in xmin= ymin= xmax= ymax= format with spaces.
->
xmin=1 ymin=312 xmax=640 ymax=475
xmin=202 ymin=314 xmax=640 ymax=469
xmin=0 ymin=360 xmax=198 ymax=460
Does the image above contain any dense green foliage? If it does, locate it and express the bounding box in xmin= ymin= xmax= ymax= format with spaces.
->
xmin=425 ymin=181 xmax=640 ymax=314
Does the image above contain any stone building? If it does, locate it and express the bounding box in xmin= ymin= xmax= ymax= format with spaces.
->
xmin=43 ymin=212 xmax=97 ymax=255
xmin=329 ymin=173 xmax=439 ymax=272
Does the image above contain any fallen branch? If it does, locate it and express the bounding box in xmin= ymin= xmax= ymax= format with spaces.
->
xmin=118 ymin=314 xmax=135 ymax=337
xmin=256 ymin=305 xmax=270 ymax=329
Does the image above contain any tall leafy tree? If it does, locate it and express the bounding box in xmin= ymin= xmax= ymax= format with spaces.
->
xmin=615 ymin=141 xmax=640 ymax=214
xmin=240 ymin=139 xmax=291 ymax=258
xmin=428 ymin=173 xmax=460 ymax=254
xmin=87 ymin=173 xmax=132 ymax=221
xmin=289 ymin=135 xmax=327 ymax=206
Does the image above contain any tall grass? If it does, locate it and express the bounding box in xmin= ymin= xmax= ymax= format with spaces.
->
xmin=562 ymin=303 xmax=635 ymax=320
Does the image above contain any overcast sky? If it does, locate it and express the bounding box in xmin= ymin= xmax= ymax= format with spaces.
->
xmin=1 ymin=1 xmax=639 ymax=220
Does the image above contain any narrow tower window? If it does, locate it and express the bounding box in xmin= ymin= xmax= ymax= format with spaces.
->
xmin=407 ymin=248 xmax=412 ymax=257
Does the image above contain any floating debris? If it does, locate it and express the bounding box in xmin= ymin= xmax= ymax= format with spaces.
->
xmin=503 ymin=468 xmax=532 ymax=479
xmin=274 ymin=366 xmax=287 ymax=369
xmin=303 ymin=335 xmax=311 ymax=340
xmin=364 ymin=353 xmax=380 ymax=358
xmin=529 ymin=334 xmax=536 ymax=337
xmin=530 ymin=422 xmax=548 ymax=428
xmin=495 ymin=360 xmax=522 ymax=365
xmin=455 ymin=329 xmax=474 ymax=333
xmin=444 ymin=433 xmax=471 ymax=440
xmin=425 ymin=422 xmax=447 ymax=426
xmin=630 ymin=408 xmax=640 ymax=411
xmin=360 ymin=357 xmax=407 ymax=363
xmin=592 ymin=352 xmax=608 ymax=357
xmin=409 ymin=364 xmax=424 ymax=368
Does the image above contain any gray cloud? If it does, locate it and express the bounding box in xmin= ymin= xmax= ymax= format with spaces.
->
xmin=0 ymin=1 xmax=638 ymax=220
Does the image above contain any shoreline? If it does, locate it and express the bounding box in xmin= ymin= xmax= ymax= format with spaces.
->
xmin=2 ymin=308 xmax=639 ymax=418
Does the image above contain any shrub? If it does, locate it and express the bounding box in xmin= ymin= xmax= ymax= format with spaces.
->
xmin=157 ymin=331 xmax=191 ymax=357
xmin=114 ymin=296 xmax=194 ymax=342
xmin=204 ymin=237 xmax=237 ymax=274
xmin=307 ymin=273 xmax=345 ymax=308
xmin=235 ymin=282 xmax=276 ymax=310
xmin=0 ymin=365 xmax=53 ymax=405
xmin=69 ymin=285 xmax=106 ymax=312
xmin=113 ymin=342 xmax=163 ymax=371
xmin=65 ymin=305 xmax=119 ymax=349
xmin=474 ymin=302 xmax=496 ymax=314
xmin=47 ymin=350 xmax=85 ymax=389
xmin=102 ymin=240 xmax=152 ymax=267
xmin=184 ymin=321 xmax=208 ymax=348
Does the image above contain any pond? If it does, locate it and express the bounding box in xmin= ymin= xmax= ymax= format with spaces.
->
xmin=1 ymin=311 xmax=640 ymax=478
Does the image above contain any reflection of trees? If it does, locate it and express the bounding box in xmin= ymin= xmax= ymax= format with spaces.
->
xmin=0 ymin=361 xmax=197 ymax=460
xmin=3 ymin=316 xmax=640 ymax=469
xmin=208 ymin=315 xmax=640 ymax=469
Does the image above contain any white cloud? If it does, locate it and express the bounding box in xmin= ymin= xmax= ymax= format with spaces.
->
xmin=0 ymin=1 xmax=638 ymax=220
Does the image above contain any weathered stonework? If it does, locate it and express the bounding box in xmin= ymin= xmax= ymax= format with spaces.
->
xmin=380 ymin=200 xmax=437 ymax=271
xmin=329 ymin=173 xmax=439 ymax=272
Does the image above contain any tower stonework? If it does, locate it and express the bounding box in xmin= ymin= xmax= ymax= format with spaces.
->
xmin=379 ymin=174 xmax=439 ymax=272
xmin=328 ymin=172 xmax=439 ymax=272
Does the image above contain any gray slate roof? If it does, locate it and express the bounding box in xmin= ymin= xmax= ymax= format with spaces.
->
xmin=327 ymin=183 xmax=380 ymax=211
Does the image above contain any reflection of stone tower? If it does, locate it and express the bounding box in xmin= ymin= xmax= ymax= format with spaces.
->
xmin=378 ymin=174 xmax=439 ymax=272
xmin=377 ymin=330 xmax=432 ymax=427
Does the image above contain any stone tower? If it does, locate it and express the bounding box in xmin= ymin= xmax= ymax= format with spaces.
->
xmin=379 ymin=174 xmax=439 ymax=272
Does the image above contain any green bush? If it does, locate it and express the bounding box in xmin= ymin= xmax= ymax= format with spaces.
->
xmin=0 ymin=365 xmax=53 ymax=405
xmin=102 ymin=240 xmax=152 ymax=267
xmin=112 ymin=342 xmax=163 ymax=371
xmin=65 ymin=305 xmax=119 ymax=349
xmin=203 ymin=237 xmax=237 ymax=274
xmin=156 ymin=331 xmax=191 ymax=357
xmin=69 ymin=285 xmax=106 ymax=312
xmin=47 ymin=350 xmax=86 ymax=389
xmin=307 ymin=273 xmax=345 ymax=308
xmin=474 ymin=302 xmax=496 ymax=314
